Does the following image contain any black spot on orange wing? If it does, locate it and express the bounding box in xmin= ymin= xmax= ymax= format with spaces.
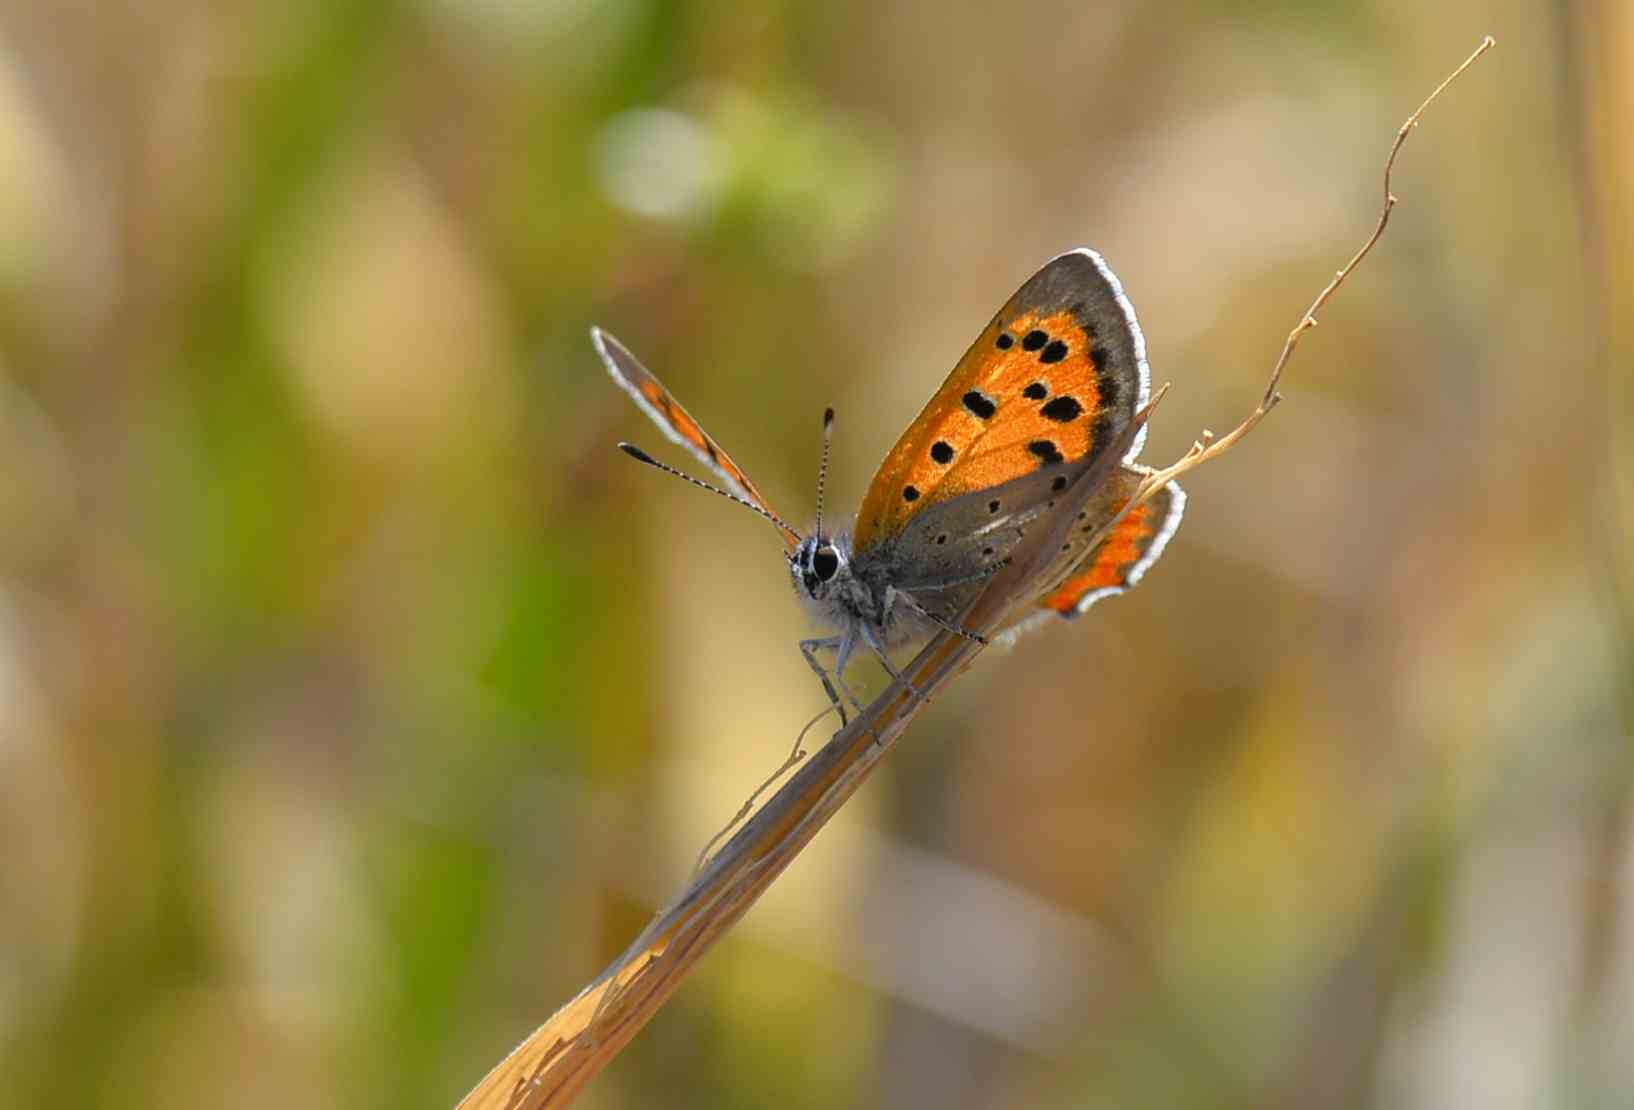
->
xmin=1022 ymin=329 xmax=1048 ymax=351
xmin=1027 ymin=440 xmax=1064 ymax=465
xmin=963 ymin=391 xmax=997 ymax=419
xmin=1023 ymin=381 xmax=1048 ymax=400
xmin=1040 ymin=396 xmax=1083 ymax=422
xmin=1040 ymin=339 xmax=1069 ymax=363
xmin=995 ymin=333 xmax=1014 ymax=349
xmin=930 ymin=440 xmax=954 ymax=464
xmin=903 ymin=485 xmax=920 ymax=502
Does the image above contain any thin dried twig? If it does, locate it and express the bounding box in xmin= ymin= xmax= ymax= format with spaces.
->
xmin=692 ymin=704 xmax=832 ymax=875
xmin=1132 ymin=34 xmax=1496 ymax=508
xmin=455 ymin=37 xmax=1494 ymax=1110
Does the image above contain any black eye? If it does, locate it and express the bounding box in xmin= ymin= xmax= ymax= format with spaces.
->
xmin=812 ymin=548 xmax=839 ymax=581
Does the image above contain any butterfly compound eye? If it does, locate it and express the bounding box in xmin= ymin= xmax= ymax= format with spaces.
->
xmin=812 ymin=547 xmax=840 ymax=581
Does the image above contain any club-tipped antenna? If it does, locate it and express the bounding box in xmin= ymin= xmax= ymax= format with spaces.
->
xmin=618 ymin=443 xmax=804 ymax=541
xmin=813 ymin=407 xmax=835 ymax=539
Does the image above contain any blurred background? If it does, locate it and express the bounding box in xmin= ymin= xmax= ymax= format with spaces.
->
xmin=0 ymin=1 xmax=1629 ymax=1107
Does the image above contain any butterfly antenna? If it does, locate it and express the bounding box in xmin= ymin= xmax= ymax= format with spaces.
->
xmin=618 ymin=443 xmax=803 ymax=541
xmin=813 ymin=407 xmax=835 ymax=538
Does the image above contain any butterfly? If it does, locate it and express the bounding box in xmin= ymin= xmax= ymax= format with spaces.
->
xmin=594 ymin=249 xmax=1184 ymax=721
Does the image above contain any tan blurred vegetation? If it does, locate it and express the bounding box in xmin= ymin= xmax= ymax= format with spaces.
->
xmin=0 ymin=2 xmax=1628 ymax=1108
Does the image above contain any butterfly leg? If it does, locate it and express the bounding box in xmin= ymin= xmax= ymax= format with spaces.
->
xmin=799 ymin=636 xmax=864 ymax=723
xmin=898 ymin=556 xmax=1012 ymax=595
xmin=826 ymin=631 xmax=870 ymax=716
xmin=888 ymin=560 xmax=1011 ymax=646
xmin=897 ymin=594 xmax=987 ymax=645
xmin=857 ymin=617 xmax=925 ymax=702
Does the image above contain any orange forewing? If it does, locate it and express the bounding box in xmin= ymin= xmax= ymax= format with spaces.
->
xmin=852 ymin=251 xmax=1146 ymax=552
xmin=632 ymin=378 xmax=769 ymax=505
xmin=852 ymin=309 xmax=1110 ymax=549
xmin=595 ymin=328 xmax=801 ymax=549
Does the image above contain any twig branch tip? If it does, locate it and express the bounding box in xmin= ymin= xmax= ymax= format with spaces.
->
xmin=1126 ymin=35 xmax=1493 ymax=511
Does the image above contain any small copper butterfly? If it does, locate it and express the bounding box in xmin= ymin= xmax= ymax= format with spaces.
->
xmin=595 ymin=249 xmax=1184 ymax=720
